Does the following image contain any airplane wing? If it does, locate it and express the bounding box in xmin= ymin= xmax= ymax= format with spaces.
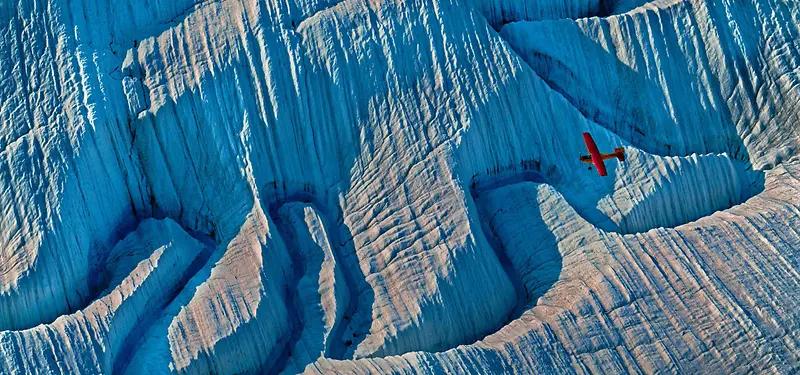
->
xmin=583 ymin=132 xmax=608 ymax=176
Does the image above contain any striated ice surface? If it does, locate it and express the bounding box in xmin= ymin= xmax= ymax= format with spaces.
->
xmin=0 ymin=0 xmax=799 ymax=373
xmin=0 ymin=218 xmax=207 ymax=373
xmin=500 ymin=0 xmax=800 ymax=168
xmin=274 ymin=202 xmax=351 ymax=373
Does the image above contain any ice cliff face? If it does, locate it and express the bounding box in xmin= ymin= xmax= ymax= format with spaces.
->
xmin=0 ymin=218 xmax=209 ymax=373
xmin=0 ymin=0 xmax=798 ymax=374
xmin=500 ymin=0 xmax=800 ymax=169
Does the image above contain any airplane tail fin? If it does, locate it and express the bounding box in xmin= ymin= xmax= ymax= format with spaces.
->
xmin=614 ymin=147 xmax=625 ymax=161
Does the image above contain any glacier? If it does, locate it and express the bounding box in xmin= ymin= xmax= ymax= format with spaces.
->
xmin=0 ymin=0 xmax=799 ymax=373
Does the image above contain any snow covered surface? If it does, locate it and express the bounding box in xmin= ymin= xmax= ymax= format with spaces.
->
xmin=0 ymin=0 xmax=799 ymax=373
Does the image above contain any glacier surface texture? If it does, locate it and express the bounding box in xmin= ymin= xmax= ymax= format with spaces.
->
xmin=1 ymin=0 xmax=800 ymax=373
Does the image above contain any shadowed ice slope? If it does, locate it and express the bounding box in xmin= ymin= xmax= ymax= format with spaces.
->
xmin=500 ymin=0 xmax=800 ymax=168
xmin=122 ymin=203 xmax=293 ymax=375
xmin=473 ymin=0 xmax=652 ymax=28
xmin=271 ymin=201 xmax=355 ymax=373
xmin=1 ymin=0 xmax=799 ymax=373
xmin=556 ymin=148 xmax=764 ymax=234
xmin=0 ymin=219 xmax=206 ymax=373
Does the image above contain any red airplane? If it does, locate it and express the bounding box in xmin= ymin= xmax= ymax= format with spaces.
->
xmin=579 ymin=132 xmax=625 ymax=176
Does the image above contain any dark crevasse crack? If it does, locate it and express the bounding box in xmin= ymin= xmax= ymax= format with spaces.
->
xmin=291 ymin=0 xmax=346 ymax=30
xmin=478 ymin=0 xmax=649 ymax=31
xmin=266 ymin=192 xmax=367 ymax=374
xmin=267 ymin=207 xmax=308 ymax=375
